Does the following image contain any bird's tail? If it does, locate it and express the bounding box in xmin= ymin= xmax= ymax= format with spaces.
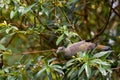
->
xmin=96 ymin=45 xmax=111 ymax=51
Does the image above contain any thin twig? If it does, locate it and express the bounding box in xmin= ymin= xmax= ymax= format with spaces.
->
xmin=108 ymin=1 xmax=120 ymax=18
xmin=83 ymin=0 xmax=91 ymax=37
xmin=34 ymin=11 xmax=36 ymax=28
xmin=22 ymin=49 xmax=56 ymax=54
xmin=112 ymin=67 xmax=120 ymax=70
xmin=59 ymin=7 xmax=75 ymax=29
xmin=111 ymin=7 xmax=120 ymax=18
xmin=54 ymin=0 xmax=57 ymax=20
xmin=87 ymin=1 xmax=113 ymax=42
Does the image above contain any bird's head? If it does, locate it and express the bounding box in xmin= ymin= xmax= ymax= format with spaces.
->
xmin=56 ymin=46 xmax=65 ymax=54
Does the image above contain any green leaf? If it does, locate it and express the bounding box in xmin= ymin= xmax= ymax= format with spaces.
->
xmin=63 ymin=59 xmax=75 ymax=69
xmin=97 ymin=61 xmax=110 ymax=66
xmin=0 ymin=44 xmax=6 ymax=50
xmin=37 ymin=56 xmax=44 ymax=62
xmin=98 ymin=67 xmax=107 ymax=76
xmin=56 ymin=34 xmax=64 ymax=45
xmin=41 ymin=5 xmax=49 ymax=16
xmin=51 ymin=65 xmax=62 ymax=69
xmin=46 ymin=66 xmax=52 ymax=80
xmin=6 ymin=26 xmax=18 ymax=33
xmin=0 ymin=27 xmax=7 ymax=33
xmin=85 ymin=62 xmax=91 ymax=79
xmin=63 ymin=62 xmax=74 ymax=69
xmin=78 ymin=63 xmax=85 ymax=76
xmin=0 ymin=33 xmax=15 ymax=44
xmin=67 ymin=68 xmax=75 ymax=78
xmin=0 ymin=54 xmax=3 ymax=57
xmin=90 ymin=59 xmax=110 ymax=66
xmin=48 ymin=58 xmax=56 ymax=64
xmin=69 ymin=32 xmax=79 ymax=37
xmin=93 ymin=51 xmax=112 ymax=58
xmin=52 ymin=68 xmax=64 ymax=74
xmin=70 ymin=70 xmax=78 ymax=80
xmin=34 ymin=68 xmax=46 ymax=80
xmin=21 ymin=3 xmax=37 ymax=16
xmin=10 ymin=10 xmax=17 ymax=19
xmin=7 ymin=76 xmax=16 ymax=80
xmin=6 ymin=28 xmax=11 ymax=34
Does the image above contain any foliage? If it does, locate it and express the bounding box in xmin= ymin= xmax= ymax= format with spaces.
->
xmin=63 ymin=51 xmax=113 ymax=80
xmin=0 ymin=0 xmax=120 ymax=80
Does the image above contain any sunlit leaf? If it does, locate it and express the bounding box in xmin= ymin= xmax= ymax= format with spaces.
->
xmin=3 ymin=51 xmax=12 ymax=55
xmin=70 ymin=70 xmax=78 ymax=80
xmin=67 ymin=68 xmax=75 ymax=78
xmin=6 ymin=26 xmax=18 ymax=33
xmin=98 ymin=67 xmax=107 ymax=76
xmin=0 ymin=54 xmax=3 ymax=57
xmin=34 ymin=68 xmax=46 ymax=80
xmin=7 ymin=76 xmax=16 ymax=80
xmin=21 ymin=3 xmax=37 ymax=16
xmin=78 ymin=63 xmax=85 ymax=76
xmin=51 ymin=65 xmax=62 ymax=69
xmin=10 ymin=10 xmax=17 ymax=19
xmin=52 ymin=68 xmax=64 ymax=74
xmin=0 ymin=44 xmax=6 ymax=50
xmin=63 ymin=59 xmax=75 ymax=69
xmin=48 ymin=58 xmax=56 ymax=64
xmin=41 ymin=5 xmax=49 ymax=16
xmin=56 ymin=34 xmax=64 ymax=45
xmin=85 ymin=62 xmax=91 ymax=79
xmin=93 ymin=51 xmax=112 ymax=58
xmin=0 ymin=27 xmax=7 ymax=33
xmin=37 ymin=56 xmax=44 ymax=62
xmin=46 ymin=66 xmax=52 ymax=80
xmin=90 ymin=59 xmax=110 ymax=66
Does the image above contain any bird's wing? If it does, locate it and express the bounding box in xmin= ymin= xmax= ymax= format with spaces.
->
xmin=78 ymin=42 xmax=96 ymax=51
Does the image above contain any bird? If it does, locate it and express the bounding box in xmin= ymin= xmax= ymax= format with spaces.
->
xmin=56 ymin=40 xmax=111 ymax=59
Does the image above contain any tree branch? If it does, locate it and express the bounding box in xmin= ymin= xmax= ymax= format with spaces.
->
xmin=87 ymin=1 xmax=113 ymax=42
xmin=22 ymin=49 xmax=56 ymax=54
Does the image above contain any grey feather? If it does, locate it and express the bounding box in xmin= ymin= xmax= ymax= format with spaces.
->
xmin=56 ymin=40 xmax=96 ymax=59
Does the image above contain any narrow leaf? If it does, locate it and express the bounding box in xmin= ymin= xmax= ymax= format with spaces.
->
xmin=6 ymin=27 xmax=12 ymax=33
xmin=48 ymin=58 xmax=56 ymax=64
xmin=78 ymin=63 xmax=85 ymax=76
xmin=51 ymin=65 xmax=62 ymax=69
xmin=0 ymin=44 xmax=6 ymax=50
xmin=67 ymin=68 xmax=75 ymax=78
xmin=53 ymin=68 xmax=64 ymax=74
xmin=85 ymin=63 xmax=91 ymax=79
xmin=34 ymin=68 xmax=46 ymax=80
xmin=70 ymin=70 xmax=78 ymax=80
xmin=63 ymin=62 xmax=74 ymax=69
xmin=21 ymin=3 xmax=37 ymax=15
xmin=41 ymin=6 xmax=49 ymax=16
xmin=93 ymin=51 xmax=112 ymax=58
xmin=63 ymin=59 xmax=75 ymax=69
xmin=90 ymin=59 xmax=110 ymax=66
xmin=0 ymin=54 xmax=3 ymax=57
xmin=10 ymin=10 xmax=17 ymax=19
xmin=46 ymin=66 xmax=52 ymax=80
xmin=98 ymin=67 xmax=107 ymax=76
xmin=56 ymin=34 xmax=64 ymax=45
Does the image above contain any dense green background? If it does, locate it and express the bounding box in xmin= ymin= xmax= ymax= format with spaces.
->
xmin=0 ymin=0 xmax=120 ymax=80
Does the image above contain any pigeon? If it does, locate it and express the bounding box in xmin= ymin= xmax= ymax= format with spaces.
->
xmin=56 ymin=40 xmax=111 ymax=59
